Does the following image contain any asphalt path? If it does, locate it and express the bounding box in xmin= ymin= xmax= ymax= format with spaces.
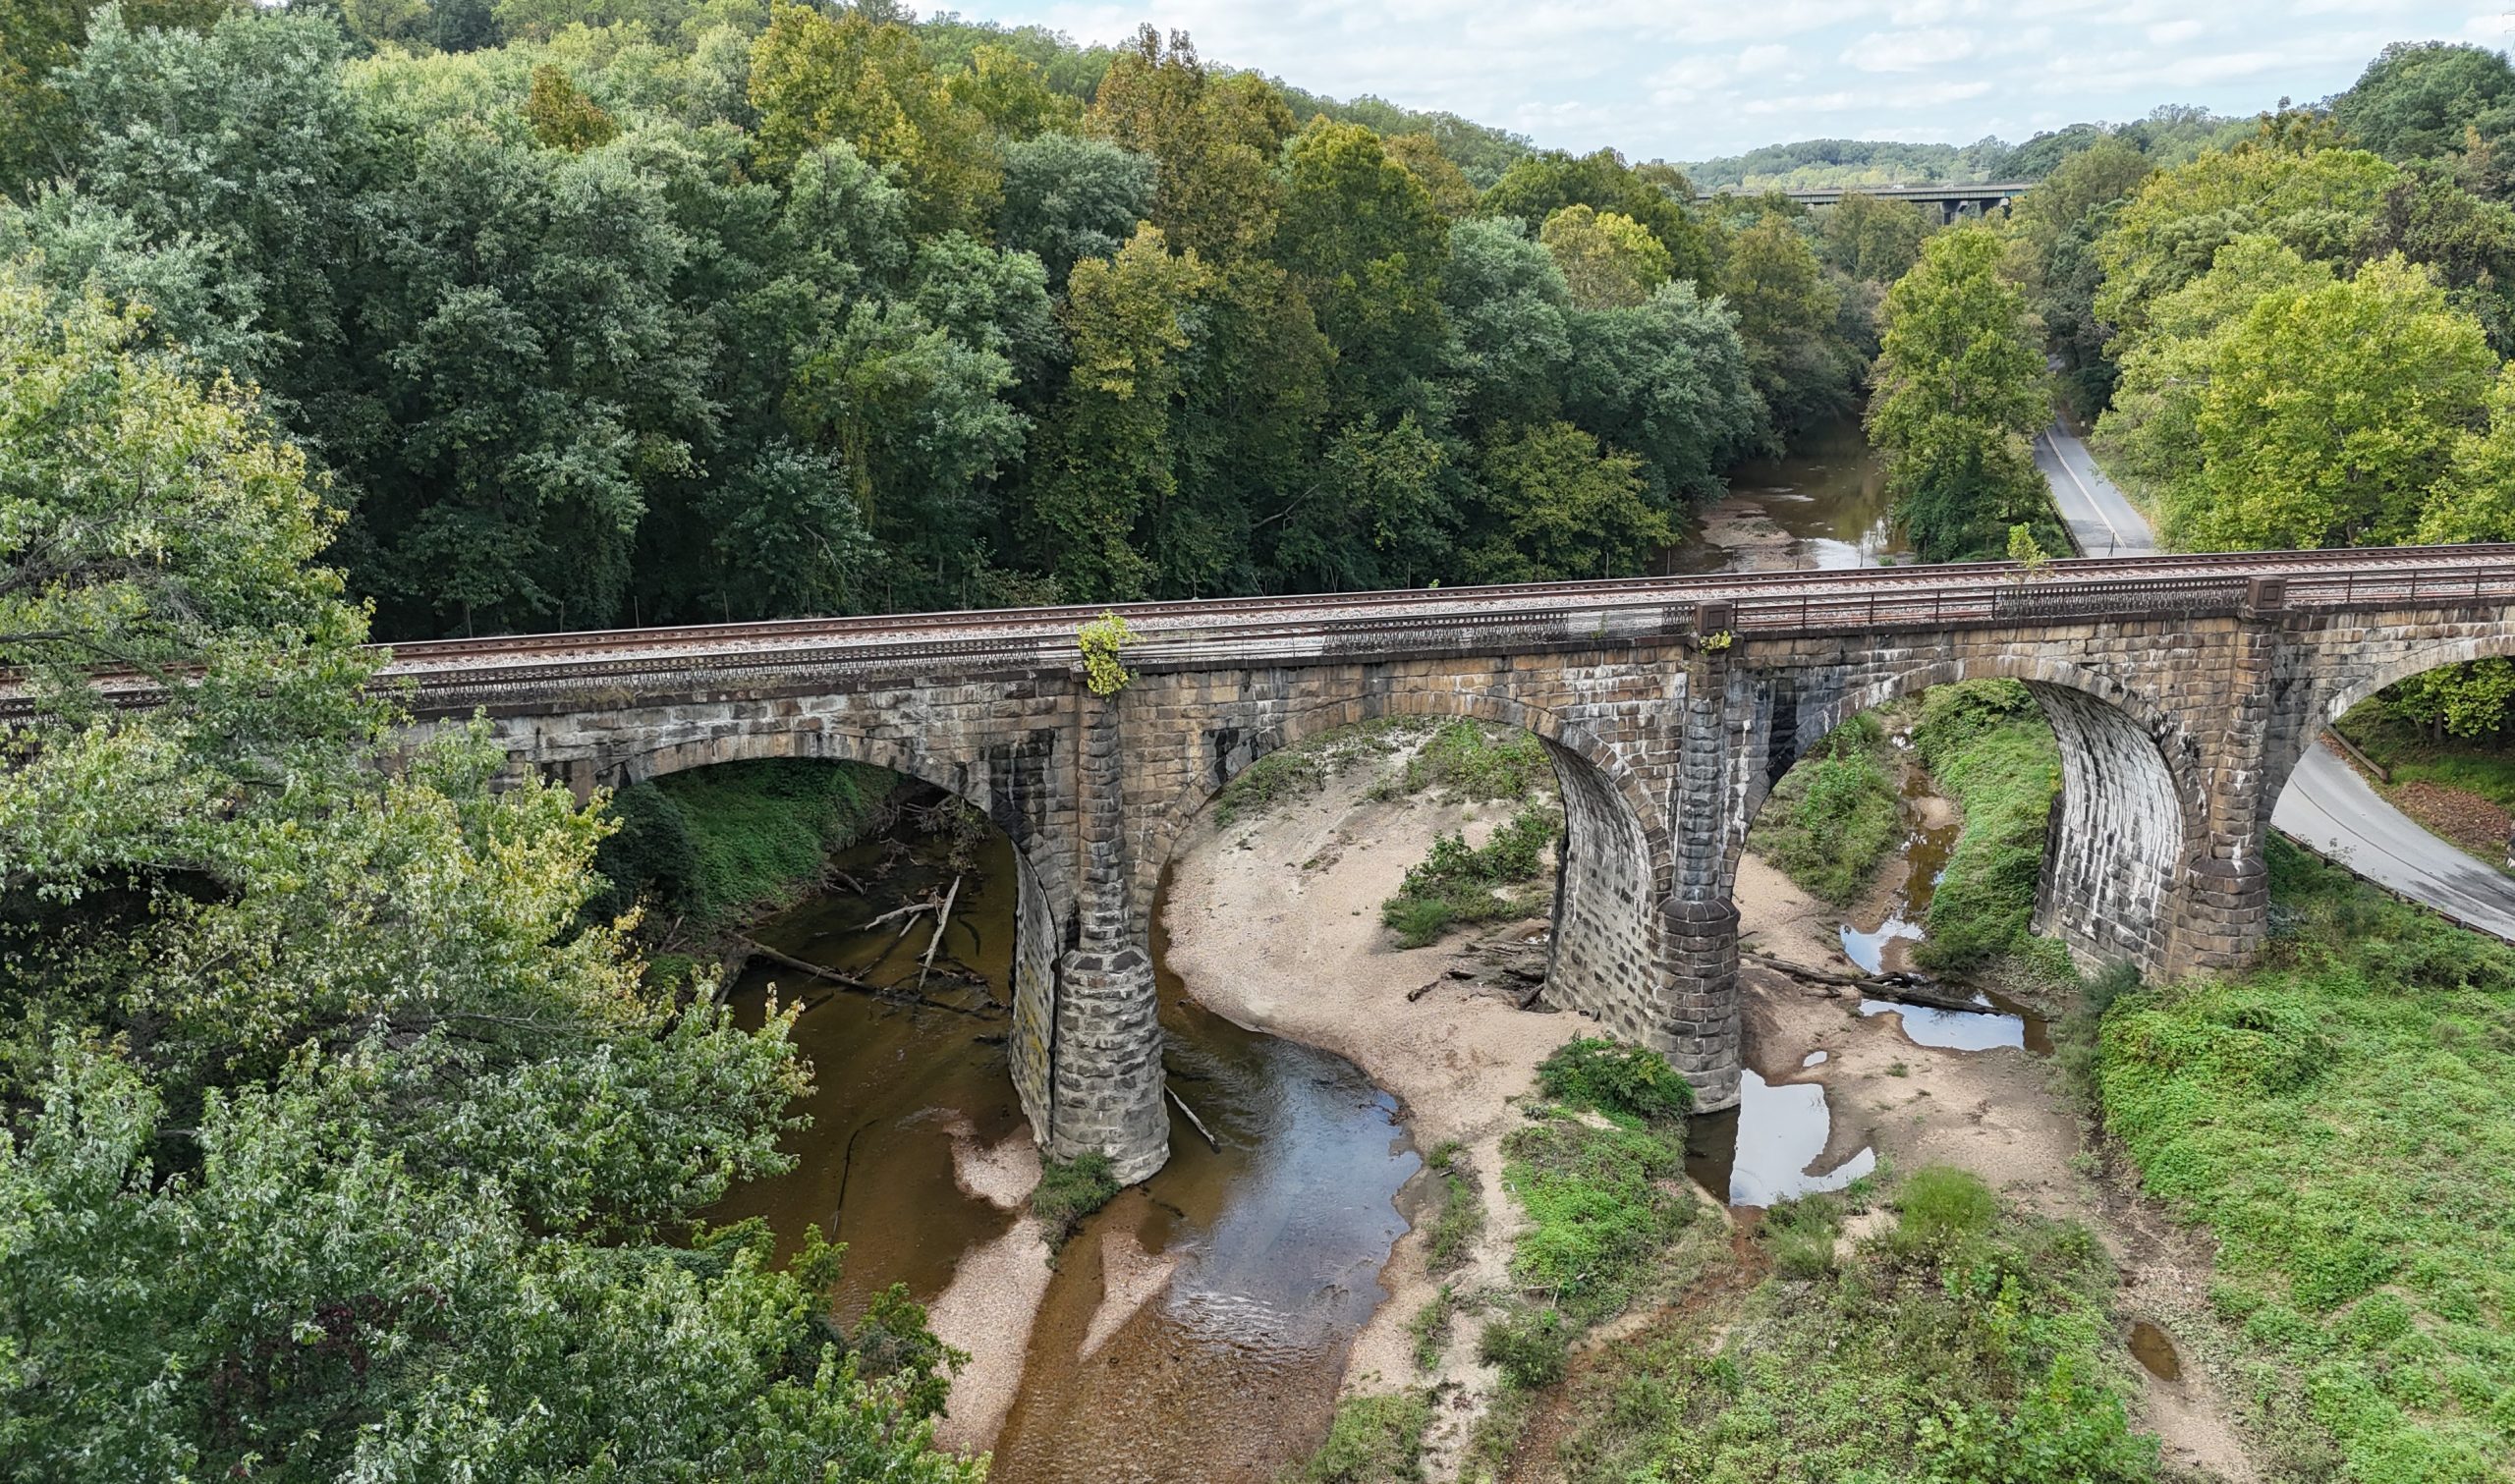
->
xmin=2034 ymin=421 xmax=2515 ymax=941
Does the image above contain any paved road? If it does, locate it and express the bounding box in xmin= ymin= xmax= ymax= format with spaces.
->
xmin=2272 ymin=745 xmax=2515 ymax=939
xmin=2034 ymin=422 xmax=2515 ymax=941
xmin=2034 ymin=422 xmax=2156 ymax=558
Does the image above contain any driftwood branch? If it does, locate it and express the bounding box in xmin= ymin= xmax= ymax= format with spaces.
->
xmin=733 ymin=935 xmax=993 ymax=1018
xmin=1167 ymin=1086 xmax=1221 ymax=1150
xmin=918 ymin=875 xmax=961 ymax=992
xmin=1740 ymin=950 xmax=1990 ymax=1015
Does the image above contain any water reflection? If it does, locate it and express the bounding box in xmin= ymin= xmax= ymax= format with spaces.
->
xmin=1666 ymin=420 xmax=1907 ymax=574
xmin=712 ymin=822 xmax=1418 ymax=1482
xmin=1687 ymin=1071 xmax=1876 ymax=1210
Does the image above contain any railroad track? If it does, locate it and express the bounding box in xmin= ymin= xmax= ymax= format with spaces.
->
xmin=375 ymin=544 xmax=2515 ymax=674
xmin=15 ymin=546 xmax=2515 ymax=719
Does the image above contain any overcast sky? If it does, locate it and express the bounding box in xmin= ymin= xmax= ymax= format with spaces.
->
xmin=968 ymin=1 xmax=2515 ymax=160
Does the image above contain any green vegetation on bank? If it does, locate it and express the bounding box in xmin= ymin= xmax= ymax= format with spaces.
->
xmin=1503 ymin=1038 xmax=1698 ymax=1323
xmin=1909 ymin=681 xmax=2065 ymax=972
xmin=1030 ymin=1152 xmax=1120 ymax=1248
xmin=2096 ymin=838 xmax=2515 ymax=1481
xmin=0 ymin=269 xmax=968 ymax=1479
xmin=2337 ymin=688 xmax=2515 ymax=809
xmin=1550 ymin=1168 xmax=2157 ymax=1483
xmin=592 ymin=759 xmax=899 ymax=931
xmin=1208 ymin=717 xmax=1429 ymax=825
xmin=1294 ymin=1391 xmax=1434 ymax=1484
xmin=1750 ymin=710 xmax=1904 ymax=905
xmin=1382 ymin=806 xmax=1561 ymax=948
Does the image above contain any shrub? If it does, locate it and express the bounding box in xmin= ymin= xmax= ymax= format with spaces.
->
xmin=1032 ymin=1153 xmax=1120 ymax=1246
xmin=1535 ymin=1037 xmax=1693 ymax=1125
xmin=1294 ymin=1392 xmax=1434 ymax=1483
xmin=1381 ymin=719 xmax=1551 ymax=801
xmin=1077 ymin=611 xmax=1136 ymax=696
xmin=1478 ymin=1305 xmax=1569 ymax=1390
xmin=1380 ymin=805 xmax=1561 ymax=947
xmin=1750 ymin=715 xmax=1903 ymax=905
xmin=1893 ymin=1166 xmax=1997 ymax=1255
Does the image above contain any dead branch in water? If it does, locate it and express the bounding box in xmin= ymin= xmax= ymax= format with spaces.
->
xmin=1739 ymin=951 xmax=1987 ymax=1014
xmin=733 ymin=935 xmax=994 ymax=1018
xmin=1167 ymin=1086 xmax=1221 ymax=1150
xmin=918 ymin=875 xmax=961 ymax=991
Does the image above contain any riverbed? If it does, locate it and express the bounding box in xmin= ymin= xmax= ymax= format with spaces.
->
xmin=707 ymin=426 xmax=1929 ymax=1474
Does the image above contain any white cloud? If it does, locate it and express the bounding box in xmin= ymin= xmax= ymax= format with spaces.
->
xmin=997 ymin=1 xmax=2496 ymax=157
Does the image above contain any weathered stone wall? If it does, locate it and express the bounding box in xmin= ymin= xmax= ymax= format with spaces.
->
xmin=425 ymin=591 xmax=2515 ymax=1183
xmin=1545 ymin=742 xmax=1659 ymax=1041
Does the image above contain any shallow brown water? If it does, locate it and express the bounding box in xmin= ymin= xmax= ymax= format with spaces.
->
xmin=713 ymin=831 xmax=1417 ymax=1480
xmin=2130 ymin=1320 xmax=2183 ymax=1380
xmin=1666 ymin=419 xmax=1906 ymax=573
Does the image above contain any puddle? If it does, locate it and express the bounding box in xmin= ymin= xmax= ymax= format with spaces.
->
xmin=2130 ymin=1320 xmax=2182 ymax=1381
xmin=1802 ymin=1050 xmax=1827 ymax=1068
xmin=1838 ymin=761 xmax=1962 ymax=976
xmin=1858 ymin=989 xmax=2053 ymax=1056
xmin=1687 ymin=1070 xmax=1876 ymax=1209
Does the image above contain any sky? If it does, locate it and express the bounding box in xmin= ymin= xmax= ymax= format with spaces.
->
xmin=961 ymin=0 xmax=2515 ymax=160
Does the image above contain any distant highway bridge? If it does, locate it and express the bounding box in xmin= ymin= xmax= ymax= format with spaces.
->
xmin=1696 ymin=181 xmax=2036 ymax=220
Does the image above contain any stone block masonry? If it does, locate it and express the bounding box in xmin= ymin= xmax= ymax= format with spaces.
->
xmin=381 ymin=561 xmax=2515 ymax=1184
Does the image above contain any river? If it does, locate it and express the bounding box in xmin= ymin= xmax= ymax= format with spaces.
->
xmin=708 ymin=423 xmax=1913 ymax=1473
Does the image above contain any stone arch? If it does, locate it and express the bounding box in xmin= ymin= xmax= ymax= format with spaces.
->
xmin=1726 ymin=651 xmax=2208 ymax=974
xmin=601 ymin=723 xmax=1071 ymax=1165
xmin=1136 ymin=682 xmax=1674 ymax=1047
xmin=2314 ymin=630 xmax=2515 ymax=725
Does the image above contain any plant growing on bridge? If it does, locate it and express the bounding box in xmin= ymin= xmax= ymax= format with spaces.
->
xmin=2007 ymin=523 xmax=2056 ymax=580
xmin=1077 ymin=610 xmax=1138 ymax=696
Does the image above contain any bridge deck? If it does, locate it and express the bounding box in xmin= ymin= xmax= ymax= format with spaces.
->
xmin=19 ymin=546 xmax=2515 ymax=717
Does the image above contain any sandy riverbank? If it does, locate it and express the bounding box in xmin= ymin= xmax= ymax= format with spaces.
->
xmin=1160 ymin=739 xmax=2259 ymax=1480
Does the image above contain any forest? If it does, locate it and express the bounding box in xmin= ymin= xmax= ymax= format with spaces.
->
xmin=14 ymin=0 xmax=2515 ymax=1477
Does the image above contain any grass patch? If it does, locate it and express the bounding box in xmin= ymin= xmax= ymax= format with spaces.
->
xmin=1535 ymin=1037 xmax=1693 ymax=1126
xmin=1031 ymin=1153 xmax=1120 ymax=1248
xmin=1370 ymin=719 xmax=1551 ymax=802
xmin=1408 ymin=1285 xmax=1459 ymax=1372
xmin=2096 ymin=836 xmax=2515 ymax=1482
xmin=1908 ymin=680 xmax=2062 ymax=972
xmin=1500 ymin=1109 xmax=1694 ymax=1323
xmin=1380 ymin=805 xmax=1561 ymax=949
xmin=593 ymin=758 xmax=898 ymax=931
xmin=1292 ymin=1390 xmax=1433 ymax=1483
xmin=1423 ymin=1140 xmax=1484 ymax=1274
xmin=1209 ymin=718 xmax=1429 ymax=826
xmin=1552 ymin=1168 xmax=2156 ymax=1484
xmin=1478 ymin=1303 xmax=1570 ymax=1389
xmin=1750 ymin=712 xmax=1906 ymax=905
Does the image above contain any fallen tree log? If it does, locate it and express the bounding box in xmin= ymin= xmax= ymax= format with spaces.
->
xmin=733 ymin=935 xmax=994 ymax=1018
xmin=1739 ymin=951 xmax=1989 ymax=1015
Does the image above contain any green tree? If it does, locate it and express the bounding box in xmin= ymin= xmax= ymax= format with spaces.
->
xmin=1819 ymin=191 xmax=1930 ymax=283
xmin=1537 ymin=203 xmax=1671 ymax=309
xmin=1867 ymin=225 xmax=2053 ymax=561
xmin=2094 ymin=142 xmax=2396 ymax=340
xmin=2332 ymin=41 xmax=2515 ymax=165
xmin=996 ymin=131 xmax=1156 ymax=287
xmin=1274 ymin=117 xmax=1449 ymax=414
xmin=525 ymin=61 xmax=619 ymax=150
xmin=2161 ymin=254 xmax=2495 ymax=550
xmin=1561 ymin=280 xmax=1764 ymax=503
xmin=2003 ymin=137 xmax=2154 ymax=411
xmin=1383 ymin=131 xmax=1479 ymax=217
xmin=1482 ymin=147 xmax=1714 ymax=287
xmin=1438 ymin=216 xmax=1573 ymax=430
xmin=0 ymin=266 xmax=972 ymax=1481
xmin=747 ymin=1 xmax=999 ymax=233
xmin=1085 ymin=26 xmax=1292 ymax=263
xmin=1465 ymin=420 xmax=1668 ymax=581
xmin=940 ymin=39 xmax=1079 ymax=138
xmin=1720 ymin=211 xmax=1853 ymax=441
xmin=1027 ymin=224 xmax=1214 ymax=600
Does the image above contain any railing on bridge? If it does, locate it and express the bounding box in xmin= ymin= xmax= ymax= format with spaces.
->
xmin=17 ymin=548 xmax=2515 ymax=720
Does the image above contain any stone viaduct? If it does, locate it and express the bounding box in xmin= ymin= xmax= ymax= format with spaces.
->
xmin=385 ymin=546 xmax=2515 ymax=1182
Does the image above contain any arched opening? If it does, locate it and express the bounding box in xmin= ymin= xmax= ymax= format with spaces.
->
xmin=2266 ymin=642 xmax=2515 ymax=934
xmin=1729 ymin=662 xmax=2200 ymax=980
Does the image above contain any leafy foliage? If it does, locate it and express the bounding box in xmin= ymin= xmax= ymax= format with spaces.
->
xmin=1907 ymin=682 xmax=2062 ymax=972
xmin=1032 ymin=1151 xmax=1120 ymax=1246
xmin=2098 ymin=840 xmax=2515 ymax=1481
xmin=1549 ymin=1173 xmax=2154 ymax=1484
xmin=0 ymin=268 xmax=968 ymax=1480
xmin=1500 ymin=1111 xmax=1693 ymax=1322
xmin=1381 ymin=806 xmax=1560 ymax=948
xmin=1534 ymin=1037 xmax=1693 ymax=1126
xmin=1751 ymin=713 xmax=1903 ymax=906
xmin=1293 ymin=1391 xmax=1435 ymax=1483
